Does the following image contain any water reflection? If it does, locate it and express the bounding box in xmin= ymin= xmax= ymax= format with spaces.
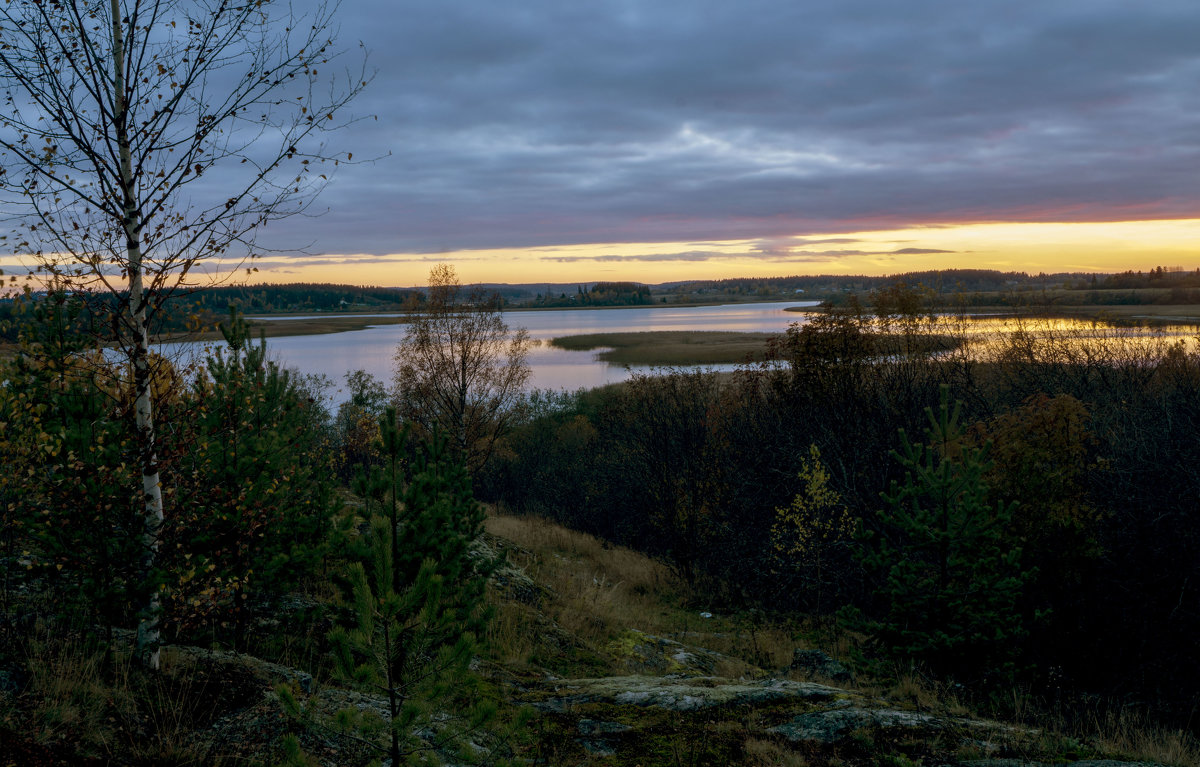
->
xmin=176 ymin=302 xmax=819 ymax=402
xmin=162 ymin=304 xmax=1200 ymax=407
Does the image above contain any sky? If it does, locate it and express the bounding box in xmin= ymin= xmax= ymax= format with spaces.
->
xmin=12 ymin=0 xmax=1200 ymax=287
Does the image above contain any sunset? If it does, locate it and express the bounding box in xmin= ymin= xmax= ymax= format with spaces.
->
xmin=219 ymin=0 xmax=1200 ymax=286
xmin=248 ymin=218 xmax=1200 ymax=286
xmin=3 ymin=1 xmax=1200 ymax=763
xmin=5 ymin=0 xmax=1199 ymax=286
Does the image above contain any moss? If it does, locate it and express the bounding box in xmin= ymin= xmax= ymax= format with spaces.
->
xmin=605 ymin=628 xmax=649 ymax=660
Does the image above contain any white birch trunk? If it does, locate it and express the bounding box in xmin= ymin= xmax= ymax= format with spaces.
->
xmin=111 ymin=0 xmax=164 ymax=670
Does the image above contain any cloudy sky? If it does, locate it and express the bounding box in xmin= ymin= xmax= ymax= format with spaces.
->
xmin=250 ymin=0 xmax=1200 ymax=285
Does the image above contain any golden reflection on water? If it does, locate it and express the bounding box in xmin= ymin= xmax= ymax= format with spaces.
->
xmin=913 ymin=314 xmax=1200 ymax=360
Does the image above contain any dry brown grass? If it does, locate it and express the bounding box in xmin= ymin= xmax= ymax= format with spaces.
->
xmin=744 ymin=737 xmax=811 ymax=766
xmin=1094 ymin=721 xmax=1200 ymax=766
xmin=485 ymin=511 xmax=681 ymax=652
xmin=484 ymin=511 xmax=801 ymax=674
xmin=6 ymin=628 xmax=261 ymax=765
xmin=1060 ymin=704 xmax=1200 ymax=766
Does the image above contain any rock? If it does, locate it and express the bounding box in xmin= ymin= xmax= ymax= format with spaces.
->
xmin=473 ymin=538 xmax=544 ymax=605
xmin=771 ymin=706 xmax=1027 ymax=745
xmin=579 ymin=738 xmax=617 ymax=756
xmin=537 ymin=674 xmax=844 ymax=712
xmin=957 ymin=761 xmax=1168 ymax=767
xmin=606 ymin=628 xmax=731 ymax=675
xmin=312 ymin=687 xmax=392 ymax=723
xmin=168 ymin=644 xmax=314 ymax=694
xmin=789 ymin=648 xmax=851 ymax=682
xmin=491 ymin=563 xmax=543 ymax=605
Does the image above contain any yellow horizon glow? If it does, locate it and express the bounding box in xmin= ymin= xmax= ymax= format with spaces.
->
xmin=241 ymin=218 xmax=1200 ymax=286
xmin=5 ymin=218 xmax=1198 ymax=288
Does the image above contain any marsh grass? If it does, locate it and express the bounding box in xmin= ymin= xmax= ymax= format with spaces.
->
xmin=551 ymin=330 xmax=779 ymax=365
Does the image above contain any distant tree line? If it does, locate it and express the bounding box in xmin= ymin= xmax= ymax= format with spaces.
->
xmin=181 ymin=283 xmax=420 ymax=314
xmin=668 ymin=266 xmax=1200 ymax=306
xmin=0 ymin=283 xmax=424 ymax=343
xmin=523 ymin=281 xmax=652 ymax=307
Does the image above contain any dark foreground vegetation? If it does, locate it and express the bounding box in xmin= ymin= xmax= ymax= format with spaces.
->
xmin=482 ymin=301 xmax=1200 ymax=719
xmin=2 ymin=286 xmax=1199 ymax=765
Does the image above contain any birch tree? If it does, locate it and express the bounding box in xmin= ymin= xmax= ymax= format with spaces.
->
xmin=393 ymin=265 xmax=531 ymax=474
xmin=0 ymin=0 xmax=366 ymax=667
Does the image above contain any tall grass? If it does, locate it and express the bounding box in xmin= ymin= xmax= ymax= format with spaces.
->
xmin=5 ymin=625 xmax=252 ymax=765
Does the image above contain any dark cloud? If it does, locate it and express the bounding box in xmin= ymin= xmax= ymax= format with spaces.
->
xmin=546 ymin=251 xmax=728 ymax=263
xmin=258 ymin=0 xmax=1200 ymax=257
xmin=541 ymin=246 xmax=956 ymax=264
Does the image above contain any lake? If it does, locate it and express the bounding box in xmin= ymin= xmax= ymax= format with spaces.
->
xmin=239 ymin=301 xmax=819 ymax=402
xmin=171 ymin=302 xmax=1199 ymax=408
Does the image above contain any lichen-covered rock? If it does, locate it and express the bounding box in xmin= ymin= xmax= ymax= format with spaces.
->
xmin=957 ymin=761 xmax=1168 ymax=767
xmin=605 ymin=628 xmax=731 ymax=675
xmin=536 ymin=674 xmax=844 ymax=712
xmin=789 ymin=648 xmax=852 ymax=681
xmin=167 ymin=643 xmax=314 ymax=693
xmin=474 ymin=537 xmax=544 ymax=605
xmin=771 ymin=706 xmax=1026 ymax=745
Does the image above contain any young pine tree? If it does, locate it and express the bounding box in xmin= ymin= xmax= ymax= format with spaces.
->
xmin=844 ymin=386 xmax=1031 ymax=684
xmin=168 ymin=306 xmax=336 ymax=642
xmin=329 ymin=410 xmax=506 ymax=766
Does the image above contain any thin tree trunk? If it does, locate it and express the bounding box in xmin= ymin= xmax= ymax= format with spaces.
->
xmin=111 ymin=0 xmax=164 ymax=670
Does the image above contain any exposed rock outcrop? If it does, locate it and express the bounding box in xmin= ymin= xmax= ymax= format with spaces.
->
xmin=770 ymin=704 xmax=1028 ymax=744
xmin=605 ymin=628 xmax=732 ymax=675
xmin=788 ymin=647 xmax=852 ymax=681
xmin=531 ymin=674 xmax=844 ymax=712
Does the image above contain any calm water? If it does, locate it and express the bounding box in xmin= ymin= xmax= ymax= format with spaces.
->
xmin=237 ymin=301 xmax=819 ymax=402
xmin=170 ymin=303 xmax=1199 ymax=407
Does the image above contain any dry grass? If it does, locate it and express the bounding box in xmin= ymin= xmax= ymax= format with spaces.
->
xmin=484 ymin=511 xmax=802 ymax=675
xmin=18 ymin=630 xmax=117 ymax=752
xmin=744 ymin=737 xmax=811 ymax=766
xmin=485 ymin=511 xmax=681 ymax=652
xmin=1092 ymin=716 xmax=1200 ymax=766
xmin=6 ymin=627 xmax=260 ymax=765
xmin=483 ymin=511 xmax=1197 ymax=765
xmin=1046 ymin=702 xmax=1200 ymax=766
